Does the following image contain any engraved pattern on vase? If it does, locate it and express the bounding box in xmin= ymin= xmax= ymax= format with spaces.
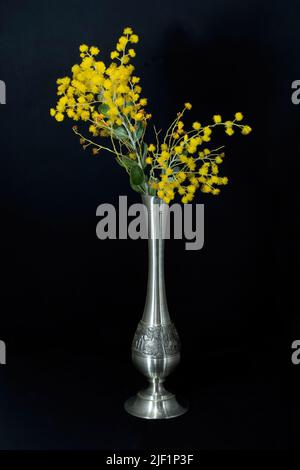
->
xmin=132 ymin=321 xmax=181 ymax=357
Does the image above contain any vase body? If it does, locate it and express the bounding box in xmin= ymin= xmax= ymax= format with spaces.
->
xmin=124 ymin=195 xmax=187 ymax=419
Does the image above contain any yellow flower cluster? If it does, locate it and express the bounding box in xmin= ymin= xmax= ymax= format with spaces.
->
xmin=148 ymin=108 xmax=252 ymax=204
xmin=50 ymin=27 xmax=151 ymax=135
xmin=50 ymin=27 xmax=252 ymax=204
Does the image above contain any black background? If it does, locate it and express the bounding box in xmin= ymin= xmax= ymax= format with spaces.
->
xmin=0 ymin=0 xmax=299 ymax=453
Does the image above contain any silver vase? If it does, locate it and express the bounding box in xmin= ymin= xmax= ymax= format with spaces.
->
xmin=124 ymin=195 xmax=188 ymax=419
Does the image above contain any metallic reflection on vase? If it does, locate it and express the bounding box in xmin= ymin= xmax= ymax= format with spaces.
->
xmin=124 ymin=195 xmax=188 ymax=419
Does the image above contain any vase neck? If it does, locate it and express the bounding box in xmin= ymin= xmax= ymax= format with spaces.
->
xmin=141 ymin=195 xmax=170 ymax=326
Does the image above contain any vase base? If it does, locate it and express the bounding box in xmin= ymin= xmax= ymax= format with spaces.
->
xmin=124 ymin=389 xmax=188 ymax=420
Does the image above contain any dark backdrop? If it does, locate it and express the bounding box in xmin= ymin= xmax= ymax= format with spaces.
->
xmin=0 ymin=0 xmax=299 ymax=453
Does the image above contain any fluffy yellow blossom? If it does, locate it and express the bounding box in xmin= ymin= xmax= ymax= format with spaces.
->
xmin=80 ymin=110 xmax=90 ymax=121
xmin=130 ymin=34 xmax=139 ymax=43
xmin=199 ymin=164 xmax=209 ymax=175
xmin=79 ymin=44 xmax=88 ymax=52
xmin=235 ymin=112 xmax=243 ymax=121
xmin=90 ymin=46 xmax=100 ymax=56
xmin=119 ymin=36 xmax=128 ymax=46
xmin=225 ymin=127 xmax=234 ymax=136
xmin=128 ymin=49 xmax=136 ymax=57
xmin=187 ymin=158 xmax=196 ymax=171
xmin=213 ymin=114 xmax=222 ymax=123
xmin=148 ymin=144 xmax=156 ymax=152
xmin=55 ymin=112 xmax=64 ymax=122
xmin=146 ymin=157 xmax=153 ymax=164
xmin=190 ymin=177 xmax=199 ymax=186
xmin=184 ymin=102 xmax=192 ymax=110
xmin=202 ymin=184 xmax=211 ymax=193
xmin=161 ymin=150 xmax=170 ymax=159
xmin=123 ymin=27 xmax=133 ymax=35
xmin=134 ymin=112 xmax=143 ymax=121
xmin=241 ymin=125 xmax=252 ymax=135
xmin=177 ymin=172 xmax=186 ymax=182
xmin=187 ymin=185 xmax=196 ymax=193
xmin=192 ymin=121 xmax=201 ymax=130
xmin=174 ymin=145 xmax=183 ymax=154
xmin=89 ymin=124 xmax=98 ymax=136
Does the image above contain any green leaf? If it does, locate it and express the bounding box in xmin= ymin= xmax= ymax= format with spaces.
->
xmin=98 ymin=103 xmax=109 ymax=115
xmin=113 ymin=126 xmax=128 ymax=141
xmin=115 ymin=157 xmax=125 ymax=168
xmin=120 ymin=155 xmax=137 ymax=168
xmin=130 ymin=181 xmax=144 ymax=194
xmin=142 ymin=143 xmax=148 ymax=158
xmin=140 ymin=143 xmax=148 ymax=169
xmin=141 ymin=181 xmax=147 ymax=192
xmin=148 ymin=185 xmax=156 ymax=196
xmin=130 ymin=164 xmax=144 ymax=186
xmin=135 ymin=121 xmax=144 ymax=141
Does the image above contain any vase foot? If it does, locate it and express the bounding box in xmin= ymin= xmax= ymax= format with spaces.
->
xmin=124 ymin=388 xmax=188 ymax=420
